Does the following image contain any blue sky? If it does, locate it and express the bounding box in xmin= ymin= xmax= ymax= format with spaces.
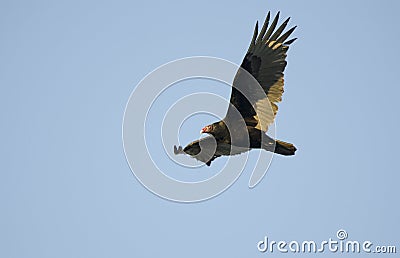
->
xmin=1 ymin=0 xmax=399 ymax=257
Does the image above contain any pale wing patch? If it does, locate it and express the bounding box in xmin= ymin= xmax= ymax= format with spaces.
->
xmin=254 ymin=77 xmax=284 ymax=131
xmin=268 ymin=41 xmax=283 ymax=50
xmin=254 ymin=97 xmax=273 ymax=131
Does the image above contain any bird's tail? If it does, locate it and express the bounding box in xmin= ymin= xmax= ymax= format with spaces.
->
xmin=263 ymin=138 xmax=297 ymax=156
xmin=275 ymin=140 xmax=297 ymax=155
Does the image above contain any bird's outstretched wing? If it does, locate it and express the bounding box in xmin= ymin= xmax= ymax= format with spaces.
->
xmin=174 ymin=136 xmax=249 ymax=166
xmin=225 ymin=12 xmax=296 ymax=131
xmin=174 ymin=137 xmax=221 ymax=166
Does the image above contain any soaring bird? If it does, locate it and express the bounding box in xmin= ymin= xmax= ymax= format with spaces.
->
xmin=174 ymin=11 xmax=297 ymax=166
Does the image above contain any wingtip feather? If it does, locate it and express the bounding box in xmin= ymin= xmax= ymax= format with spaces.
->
xmin=284 ymin=37 xmax=297 ymax=45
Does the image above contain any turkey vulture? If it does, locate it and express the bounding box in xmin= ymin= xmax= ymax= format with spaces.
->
xmin=174 ymin=11 xmax=297 ymax=166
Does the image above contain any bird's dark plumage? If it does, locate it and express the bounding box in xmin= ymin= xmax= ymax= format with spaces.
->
xmin=175 ymin=11 xmax=297 ymax=166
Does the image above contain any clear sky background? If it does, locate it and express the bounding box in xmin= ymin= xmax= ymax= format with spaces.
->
xmin=1 ymin=0 xmax=399 ymax=257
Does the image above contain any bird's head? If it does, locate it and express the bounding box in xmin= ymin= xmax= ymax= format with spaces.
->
xmin=200 ymin=121 xmax=227 ymax=137
xmin=200 ymin=124 xmax=214 ymax=135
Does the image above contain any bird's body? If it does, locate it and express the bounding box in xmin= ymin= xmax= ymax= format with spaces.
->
xmin=175 ymin=11 xmax=297 ymax=166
